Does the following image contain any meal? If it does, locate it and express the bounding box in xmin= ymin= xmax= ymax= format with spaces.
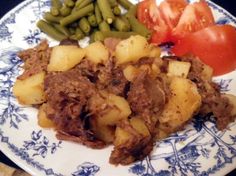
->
xmin=13 ymin=35 xmax=236 ymax=165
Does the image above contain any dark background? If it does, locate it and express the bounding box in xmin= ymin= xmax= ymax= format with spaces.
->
xmin=0 ymin=0 xmax=236 ymax=175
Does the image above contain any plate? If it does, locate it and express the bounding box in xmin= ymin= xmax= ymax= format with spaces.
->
xmin=0 ymin=0 xmax=236 ymax=175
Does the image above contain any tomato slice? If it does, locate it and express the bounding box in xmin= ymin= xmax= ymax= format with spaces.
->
xmin=137 ymin=0 xmax=170 ymax=45
xmin=172 ymin=25 xmax=236 ymax=76
xmin=159 ymin=0 xmax=188 ymax=30
xmin=172 ymin=0 xmax=215 ymax=41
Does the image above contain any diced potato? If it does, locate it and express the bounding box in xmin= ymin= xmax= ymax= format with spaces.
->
xmin=13 ymin=72 xmax=46 ymax=105
xmin=159 ymin=77 xmax=202 ymax=131
xmin=48 ymin=45 xmax=85 ymax=71
xmin=114 ymin=127 xmax=131 ymax=146
xmin=130 ymin=118 xmax=150 ymax=137
xmin=123 ymin=65 xmax=139 ymax=81
xmin=90 ymin=118 xmax=115 ymax=143
xmin=115 ymin=35 xmax=150 ymax=65
xmin=201 ymin=64 xmax=213 ymax=80
xmin=167 ymin=60 xmax=191 ymax=78
xmin=85 ymin=41 xmax=109 ymax=64
xmin=38 ymin=103 xmax=54 ymax=128
xmin=148 ymin=45 xmax=161 ymax=58
xmin=97 ymin=93 xmax=132 ymax=126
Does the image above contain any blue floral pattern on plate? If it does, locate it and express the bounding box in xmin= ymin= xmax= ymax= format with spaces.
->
xmin=0 ymin=0 xmax=236 ymax=175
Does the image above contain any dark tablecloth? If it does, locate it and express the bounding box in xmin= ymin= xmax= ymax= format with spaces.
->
xmin=0 ymin=0 xmax=236 ymax=175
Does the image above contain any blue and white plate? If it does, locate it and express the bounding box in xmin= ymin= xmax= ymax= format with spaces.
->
xmin=0 ymin=0 xmax=236 ymax=175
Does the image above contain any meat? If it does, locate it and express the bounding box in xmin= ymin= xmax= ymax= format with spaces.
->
xmin=127 ymin=71 xmax=166 ymax=131
xmin=17 ymin=40 xmax=51 ymax=79
xmin=44 ymin=68 xmax=105 ymax=148
xmin=110 ymin=120 xmax=153 ymax=165
xmin=97 ymin=59 xmax=129 ymax=96
xmin=182 ymin=56 xmax=235 ymax=129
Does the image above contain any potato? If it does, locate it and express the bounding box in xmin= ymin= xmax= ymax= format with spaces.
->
xmin=13 ymin=72 xmax=46 ymax=105
xmin=115 ymin=35 xmax=150 ymax=65
xmin=90 ymin=118 xmax=115 ymax=143
xmin=96 ymin=93 xmax=131 ymax=126
xmin=148 ymin=45 xmax=161 ymax=58
xmin=159 ymin=77 xmax=202 ymax=131
xmin=114 ymin=127 xmax=131 ymax=146
xmin=85 ymin=41 xmax=109 ymax=64
xmin=167 ymin=60 xmax=191 ymax=78
xmin=38 ymin=103 xmax=54 ymax=128
xmin=48 ymin=45 xmax=85 ymax=71
xmin=123 ymin=65 xmax=139 ymax=81
xmin=130 ymin=118 xmax=150 ymax=137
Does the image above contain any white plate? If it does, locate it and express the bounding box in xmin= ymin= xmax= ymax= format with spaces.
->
xmin=0 ymin=0 xmax=236 ymax=175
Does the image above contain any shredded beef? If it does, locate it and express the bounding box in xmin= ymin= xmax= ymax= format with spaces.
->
xmin=59 ymin=38 xmax=79 ymax=46
xmin=17 ymin=40 xmax=51 ymax=79
xmin=182 ymin=56 xmax=235 ymax=129
xmin=44 ymin=68 xmax=105 ymax=148
xmin=127 ymin=70 xmax=166 ymax=131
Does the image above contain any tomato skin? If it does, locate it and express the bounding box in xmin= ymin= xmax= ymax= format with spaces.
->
xmin=159 ymin=0 xmax=187 ymax=30
xmin=172 ymin=0 xmax=214 ymax=41
xmin=172 ymin=25 xmax=236 ymax=76
xmin=137 ymin=0 xmax=170 ymax=45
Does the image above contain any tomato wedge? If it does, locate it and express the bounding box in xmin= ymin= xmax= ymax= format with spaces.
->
xmin=159 ymin=0 xmax=188 ymax=30
xmin=137 ymin=0 xmax=170 ymax=45
xmin=172 ymin=0 xmax=214 ymax=41
xmin=172 ymin=25 xmax=236 ymax=76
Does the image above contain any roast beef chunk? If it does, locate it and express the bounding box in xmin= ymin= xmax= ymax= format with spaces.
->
xmin=127 ymin=71 xmax=166 ymax=131
xmin=17 ymin=40 xmax=51 ymax=79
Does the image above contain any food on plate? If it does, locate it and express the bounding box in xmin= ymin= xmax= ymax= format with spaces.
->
xmin=13 ymin=35 xmax=236 ymax=165
xmin=137 ymin=0 xmax=236 ymax=76
xmin=37 ymin=0 xmax=150 ymax=41
xmin=172 ymin=25 xmax=236 ymax=76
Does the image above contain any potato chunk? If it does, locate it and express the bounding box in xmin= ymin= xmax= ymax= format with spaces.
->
xmin=115 ymin=35 xmax=150 ymax=65
xmin=167 ymin=60 xmax=191 ymax=78
xmin=130 ymin=118 xmax=150 ymax=137
xmin=13 ymin=72 xmax=46 ymax=105
xmin=38 ymin=103 xmax=54 ymax=128
xmin=96 ymin=93 xmax=131 ymax=126
xmin=48 ymin=45 xmax=85 ymax=71
xmin=159 ymin=77 xmax=202 ymax=131
xmin=114 ymin=127 xmax=131 ymax=146
xmin=85 ymin=41 xmax=109 ymax=64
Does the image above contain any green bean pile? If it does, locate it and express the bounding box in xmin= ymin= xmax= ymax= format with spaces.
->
xmin=37 ymin=0 xmax=151 ymax=42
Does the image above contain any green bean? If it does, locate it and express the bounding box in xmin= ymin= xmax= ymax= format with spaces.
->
xmin=88 ymin=15 xmax=97 ymax=27
xmin=50 ymin=7 xmax=60 ymax=16
xmin=69 ymin=34 xmax=78 ymax=40
xmin=108 ymin=0 xmax=118 ymax=8
xmin=43 ymin=12 xmax=63 ymax=23
xmin=64 ymin=0 xmax=75 ymax=7
xmin=113 ymin=6 xmax=121 ymax=16
xmin=97 ymin=0 xmax=115 ymax=24
xmin=53 ymin=23 xmax=70 ymax=36
xmin=113 ymin=17 xmax=130 ymax=32
xmin=51 ymin=0 xmax=62 ymax=8
xmin=93 ymin=31 xmax=137 ymax=41
xmin=126 ymin=14 xmax=150 ymax=39
xmin=69 ymin=27 xmax=76 ymax=35
xmin=120 ymin=15 xmax=130 ymax=30
xmin=99 ymin=21 xmax=110 ymax=32
xmin=60 ymin=4 xmax=94 ymax=26
xmin=79 ymin=17 xmax=91 ymax=34
xmin=117 ymin=0 xmax=133 ymax=9
xmin=75 ymin=27 xmax=85 ymax=39
xmin=77 ymin=0 xmax=93 ymax=9
xmin=126 ymin=5 xmax=137 ymax=17
xmin=37 ymin=20 xmax=66 ymax=41
xmin=95 ymin=3 xmax=102 ymax=24
xmin=75 ymin=0 xmax=85 ymax=7
xmin=60 ymin=5 xmax=72 ymax=16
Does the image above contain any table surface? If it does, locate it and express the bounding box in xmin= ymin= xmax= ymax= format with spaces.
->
xmin=0 ymin=0 xmax=236 ymax=175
